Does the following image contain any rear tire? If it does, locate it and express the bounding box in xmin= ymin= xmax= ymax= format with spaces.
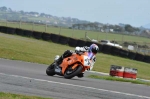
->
xmin=64 ymin=65 xmax=82 ymax=79
xmin=46 ymin=63 xmax=55 ymax=76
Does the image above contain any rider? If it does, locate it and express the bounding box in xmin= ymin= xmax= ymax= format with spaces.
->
xmin=55 ymin=43 xmax=99 ymax=77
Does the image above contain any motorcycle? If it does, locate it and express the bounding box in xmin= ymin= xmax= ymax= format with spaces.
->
xmin=46 ymin=51 xmax=93 ymax=79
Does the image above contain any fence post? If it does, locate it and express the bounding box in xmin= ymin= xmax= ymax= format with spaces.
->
xmin=97 ymin=32 xmax=100 ymax=41
xmin=32 ymin=21 xmax=34 ymax=31
xmin=71 ymin=29 xmax=74 ymax=38
xmin=6 ymin=20 xmax=8 ymax=27
xmin=19 ymin=20 xmax=21 ymax=28
xmin=59 ymin=27 xmax=61 ymax=35
xmin=85 ymin=31 xmax=87 ymax=40
xmin=45 ymin=23 xmax=47 ymax=32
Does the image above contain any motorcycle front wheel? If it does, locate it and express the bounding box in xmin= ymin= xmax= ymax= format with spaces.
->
xmin=46 ymin=62 xmax=55 ymax=76
xmin=64 ymin=65 xmax=82 ymax=79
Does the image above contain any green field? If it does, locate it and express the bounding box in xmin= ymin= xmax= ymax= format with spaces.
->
xmin=0 ymin=21 xmax=150 ymax=46
xmin=0 ymin=32 xmax=150 ymax=80
xmin=88 ymin=75 xmax=150 ymax=86
xmin=0 ymin=92 xmax=52 ymax=99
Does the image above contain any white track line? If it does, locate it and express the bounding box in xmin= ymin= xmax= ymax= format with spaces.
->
xmin=0 ymin=73 xmax=150 ymax=99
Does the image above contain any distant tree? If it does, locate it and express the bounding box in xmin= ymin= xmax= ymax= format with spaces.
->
xmin=29 ymin=12 xmax=39 ymax=15
xmin=114 ymin=25 xmax=124 ymax=32
xmin=0 ymin=6 xmax=7 ymax=11
xmin=40 ymin=13 xmax=46 ymax=17
xmin=125 ymin=24 xmax=134 ymax=33
xmin=20 ymin=10 xmax=25 ymax=15
xmin=8 ymin=8 xmax=12 ymax=12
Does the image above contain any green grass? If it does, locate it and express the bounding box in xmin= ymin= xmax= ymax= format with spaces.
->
xmin=88 ymin=75 xmax=150 ymax=86
xmin=0 ymin=21 xmax=150 ymax=46
xmin=0 ymin=92 xmax=52 ymax=99
xmin=0 ymin=32 xmax=150 ymax=80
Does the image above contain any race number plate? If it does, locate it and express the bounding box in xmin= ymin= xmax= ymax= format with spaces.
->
xmin=83 ymin=56 xmax=91 ymax=66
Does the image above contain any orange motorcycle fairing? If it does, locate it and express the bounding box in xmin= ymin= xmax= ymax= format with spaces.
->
xmin=60 ymin=52 xmax=91 ymax=75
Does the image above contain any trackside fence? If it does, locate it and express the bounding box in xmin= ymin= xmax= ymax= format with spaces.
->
xmin=0 ymin=26 xmax=150 ymax=63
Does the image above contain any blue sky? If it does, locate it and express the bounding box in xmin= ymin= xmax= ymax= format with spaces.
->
xmin=0 ymin=0 xmax=150 ymax=27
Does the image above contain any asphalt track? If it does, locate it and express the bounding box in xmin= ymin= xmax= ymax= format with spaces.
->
xmin=0 ymin=58 xmax=150 ymax=99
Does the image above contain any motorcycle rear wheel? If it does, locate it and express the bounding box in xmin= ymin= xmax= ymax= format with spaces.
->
xmin=46 ymin=63 xmax=55 ymax=76
xmin=64 ymin=65 xmax=82 ymax=79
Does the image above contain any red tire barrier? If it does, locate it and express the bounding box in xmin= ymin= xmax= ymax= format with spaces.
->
xmin=109 ymin=65 xmax=124 ymax=77
xmin=123 ymin=67 xmax=137 ymax=79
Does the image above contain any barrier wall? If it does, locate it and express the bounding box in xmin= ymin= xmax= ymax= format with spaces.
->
xmin=134 ymin=53 xmax=145 ymax=62
xmin=33 ymin=31 xmax=43 ymax=39
xmin=110 ymin=46 xmax=120 ymax=56
xmin=1 ymin=26 xmax=7 ymax=33
xmin=0 ymin=26 xmax=149 ymax=64
xmin=58 ymin=35 xmax=70 ymax=45
xmin=0 ymin=26 xmax=2 ymax=32
xmin=23 ymin=30 xmax=33 ymax=37
xmin=76 ymin=39 xmax=86 ymax=47
xmin=128 ymin=51 xmax=137 ymax=60
xmin=50 ymin=34 xmax=60 ymax=43
xmin=15 ymin=28 xmax=24 ymax=35
xmin=101 ymin=44 xmax=112 ymax=54
xmin=119 ymin=49 xmax=129 ymax=58
xmin=68 ymin=38 xmax=78 ymax=47
xmin=85 ymin=41 xmax=95 ymax=46
xmin=7 ymin=27 xmax=16 ymax=34
xmin=41 ymin=32 xmax=51 ymax=41
xmin=143 ymin=55 xmax=150 ymax=63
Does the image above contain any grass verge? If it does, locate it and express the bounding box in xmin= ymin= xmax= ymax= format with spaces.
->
xmin=88 ymin=75 xmax=150 ymax=86
xmin=1 ymin=22 xmax=150 ymax=45
xmin=0 ymin=33 xmax=150 ymax=80
xmin=0 ymin=92 xmax=52 ymax=99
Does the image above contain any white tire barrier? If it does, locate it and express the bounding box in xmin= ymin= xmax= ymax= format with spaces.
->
xmin=123 ymin=67 xmax=138 ymax=79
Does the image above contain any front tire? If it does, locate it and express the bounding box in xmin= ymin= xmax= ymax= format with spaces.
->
xmin=46 ymin=63 xmax=55 ymax=76
xmin=64 ymin=65 xmax=83 ymax=79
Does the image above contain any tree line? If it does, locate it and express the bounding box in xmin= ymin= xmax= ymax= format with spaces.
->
xmin=71 ymin=22 xmax=140 ymax=34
